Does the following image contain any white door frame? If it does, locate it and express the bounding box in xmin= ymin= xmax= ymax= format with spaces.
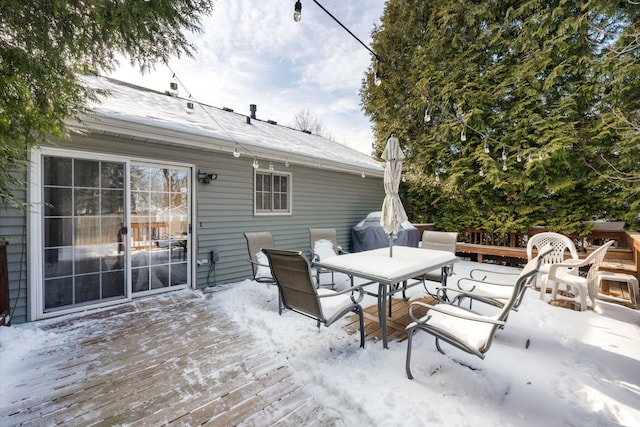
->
xmin=28 ymin=147 xmax=195 ymax=320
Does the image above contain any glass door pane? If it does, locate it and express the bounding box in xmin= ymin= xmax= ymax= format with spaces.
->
xmin=130 ymin=164 xmax=189 ymax=293
xmin=43 ymin=156 xmax=126 ymax=311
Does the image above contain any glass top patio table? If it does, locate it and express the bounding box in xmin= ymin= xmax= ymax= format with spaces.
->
xmin=314 ymin=246 xmax=459 ymax=348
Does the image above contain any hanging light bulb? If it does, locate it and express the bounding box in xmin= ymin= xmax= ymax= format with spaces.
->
xmin=374 ymin=69 xmax=382 ymax=86
xmin=293 ymin=0 xmax=302 ymax=22
xmin=539 ymin=151 xmax=543 ymax=160
xmin=269 ymin=162 xmax=274 ymax=171
xmin=361 ymin=171 xmax=366 ymax=179
xmin=233 ymin=145 xmax=241 ymax=158
xmin=186 ymin=101 xmax=194 ymax=115
xmin=528 ymin=154 xmax=533 ymax=162
xmin=484 ymin=140 xmax=490 ymax=154
xmin=460 ymin=127 xmax=467 ymax=142
xmin=435 ymin=171 xmax=440 ymax=182
xmin=167 ymin=75 xmax=178 ymax=97
xmin=503 ymin=161 xmax=508 ymax=171
xmin=479 ymin=169 xmax=484 ymax=177
xmin=517 ymin=148 xmax=522 ymax=162
xmin=252 ymin=159 xmax=259 ymax=169
xmin=285 ymin=160 xmax=290 ymax=167
xmin=402 ymin=174 xmax=407 ymax=183
xmin=502 ymin=145 xmax=507 ymax=161
xmin=424 ymin=104 xmax=431 ymax=123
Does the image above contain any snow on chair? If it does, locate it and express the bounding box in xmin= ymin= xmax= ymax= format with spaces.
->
xmin=309 ymin=228 xmax=346 ymax=288
xmin=404 ymin=245 xmax=553 ymax=379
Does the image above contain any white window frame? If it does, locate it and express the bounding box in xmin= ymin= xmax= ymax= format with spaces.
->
xmin=253 ymin=169 xmax=292 ymax=216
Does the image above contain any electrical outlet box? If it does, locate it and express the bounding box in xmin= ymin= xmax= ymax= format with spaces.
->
xmin=211 ymin=249 xmax=219 ymax=263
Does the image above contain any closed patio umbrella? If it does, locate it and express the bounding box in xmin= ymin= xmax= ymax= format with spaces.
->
xmin=380 ymin=133 xmax=408 ymax=257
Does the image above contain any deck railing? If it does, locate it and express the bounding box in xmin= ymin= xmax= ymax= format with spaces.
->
xmin=413 ymin=224 xmax=639 ymax=283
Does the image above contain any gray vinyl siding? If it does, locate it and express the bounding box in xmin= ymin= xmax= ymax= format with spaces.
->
xmin=1 ymin=171 xmax=28 ymax=323
xmin=2 ymin=134 xmax=383 ymax=322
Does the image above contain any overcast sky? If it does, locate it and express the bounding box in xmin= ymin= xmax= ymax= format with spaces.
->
xmin=108 ymin=0 xmax=387 ymax=155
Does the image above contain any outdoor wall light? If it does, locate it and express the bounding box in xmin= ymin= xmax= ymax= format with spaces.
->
xmin=198 ymin=170 xmax=218 ymax=184
xmin=293 ymin=0 xmax=302 ymax=21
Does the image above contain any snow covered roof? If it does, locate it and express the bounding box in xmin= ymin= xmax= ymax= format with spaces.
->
xmin=75 ymin=75 xmax=384 ymax=177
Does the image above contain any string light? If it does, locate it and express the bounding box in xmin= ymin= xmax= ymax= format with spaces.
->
xmin=361 ymin=171 xmax=366 ymax=178
xmin=424 ymin=104 xmax=431 ymax=123
xmin=293 ymin=0 xmax=302 ymax=21
xmin=291 ymin=1 xmax=551 ymax=180
xmin=479 ymin=169 xmax=484 ymax=177
xmin=374 ymin=60 xmax=382 ymax=86
xmin=166 ymin=75 xmax=178 ymax=97
xmin=186 ymin=100 xmax=194 ymax=115
xmin=269 ymin=162 xmax=275 ymax=171
xmin=435 ymin=171 xmax=440 ymax=182
xmin=503 ymin=161 xmax=508 ymax=171
xmin=233 ymin=144 xmax=241 ymax=158
xmin=502 ymin=145 xmax=507 ymax=161
xmin=252 ymin=159 xmax=260 ymax=169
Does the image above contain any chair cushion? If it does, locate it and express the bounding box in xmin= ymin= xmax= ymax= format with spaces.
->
xmin=317 ymin=288 xmax=355 ymax=321
xmin=419 ymin=304 xmax=496 ymax=352
xmin=314 ymin=239 xmax=337 ymax=261
xmin=255 ymin=251 xmax=273 ymax=279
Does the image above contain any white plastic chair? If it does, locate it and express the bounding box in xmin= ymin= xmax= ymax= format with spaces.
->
xmin=539 ymin=241 xmax=615 ymax=310
xmin=526 ymin=232 xmax=579 ymax=289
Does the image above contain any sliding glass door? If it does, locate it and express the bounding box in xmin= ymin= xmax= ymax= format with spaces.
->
xmin=39 ymin=153 xmax=191 ymax=315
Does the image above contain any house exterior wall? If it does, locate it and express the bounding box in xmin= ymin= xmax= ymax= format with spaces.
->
xmin=1 ymin=172 xmax=28 ymax=324
xmin=2 ymin=133 xmax=384 ymax=324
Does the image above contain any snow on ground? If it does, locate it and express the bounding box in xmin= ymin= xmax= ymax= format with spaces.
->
xmin=1 ymin=261 xmax=639 ymax=426
xmin=215 ymin=261 xmax=640 ymax=427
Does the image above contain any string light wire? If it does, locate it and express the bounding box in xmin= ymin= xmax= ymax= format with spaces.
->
xmin=305 ymin=0 xmax=544 ymax=167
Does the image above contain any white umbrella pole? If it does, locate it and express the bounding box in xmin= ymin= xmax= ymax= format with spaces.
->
xmin=389 ymin=233 xmax=393 ymax=257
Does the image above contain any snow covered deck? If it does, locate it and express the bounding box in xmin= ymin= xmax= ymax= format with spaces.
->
xmin=2 ymin=262 xmax=639 ymax=426
xmin=1 ymin=291 xmax=337 ymax=426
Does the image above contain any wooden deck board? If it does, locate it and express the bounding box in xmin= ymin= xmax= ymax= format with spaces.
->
xmin=1 ymin=291 xmax=336 ymax=426
xmin=346 ymin=296 xmax=436 ymax=344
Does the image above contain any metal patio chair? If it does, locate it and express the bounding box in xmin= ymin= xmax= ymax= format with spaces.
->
xmin=309 ymin=228 xmax=347 ymax=288
xmin=243 ymin=231 xmax=282 ymax=313
xmin=420 ymin=230 xmax=459 ymax=282
xmin=405 ymin=245 xmax=553 ymax=379
xmin=262 ymin=248 xmax=366 ymax=348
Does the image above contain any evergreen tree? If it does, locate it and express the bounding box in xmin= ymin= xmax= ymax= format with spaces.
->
xmin=361 ymin=0 xmax=640 ymax=233
xmin=0 ymin=0 xmax=214 ymax=209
